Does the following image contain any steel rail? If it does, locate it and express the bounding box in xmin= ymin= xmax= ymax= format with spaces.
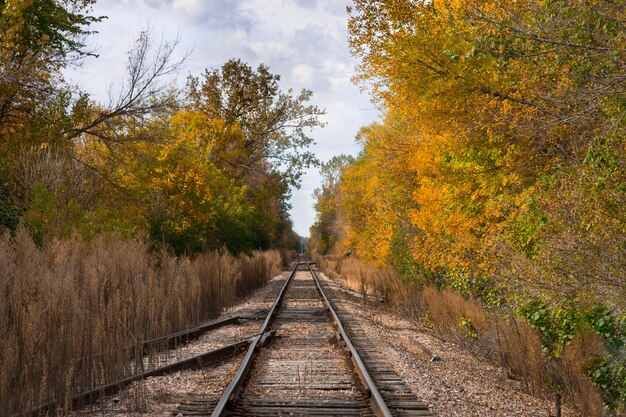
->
xmin=141 ymin=315 xmax=241 ymax=353
xmin=306 ymin=261 xmax=394 ymax=417
xmin=19 ymin=337 xmax=254 ymax=417
xmin=210 ymin=260 xmax=300 ymax=417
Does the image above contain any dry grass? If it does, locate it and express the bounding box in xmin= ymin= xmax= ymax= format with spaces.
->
xmin=556 ymin=329 xmax=606 ymax=416
xmin=313 ymin=255 xmax=420 ymax=314
xmin=0 ymin=228 xmax=280 ymax=416
xmin=420 ymin=287 xmax=608 ymax=416
xmin=278 ymin=248 xmax=297 ymax=269
xmin=420 ymin=286 xmax=547 ymax=392
xmin=315 ymin=254 xmax=607 ymax=416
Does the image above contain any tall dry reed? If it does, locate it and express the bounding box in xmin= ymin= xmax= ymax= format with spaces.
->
xmin=0 ymin=228 xmax=281 ymax=416
xmin=314 ymin=254 xmax=606 ymax=416
xmin=314 ymin=254 xmax=420 ymax=314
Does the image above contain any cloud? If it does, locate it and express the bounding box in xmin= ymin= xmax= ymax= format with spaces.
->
xmin=144 ymin=0 xmax=169 ymax=8
xmin=141 ymin=0 xmax=254 ymax=30
xmin=293 ymin=0 xmax=317 ymax=9
xmin=176 ymin=0 xmax=253 ymax=30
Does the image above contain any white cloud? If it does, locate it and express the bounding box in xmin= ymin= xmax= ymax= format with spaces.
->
xmin=291 ymin=63 xmax=315 ymax=85
xmin=171 ymin=0 xmax=200 ymax=14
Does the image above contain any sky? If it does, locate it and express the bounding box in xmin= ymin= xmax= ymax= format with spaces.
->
xmin=65 ymin=0 xmax=380 ymax=237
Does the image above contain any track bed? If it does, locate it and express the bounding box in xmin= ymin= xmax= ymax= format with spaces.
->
xmin=206 ymin=262 xmax=431 ymax=417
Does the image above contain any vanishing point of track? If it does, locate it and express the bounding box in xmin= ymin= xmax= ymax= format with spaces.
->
xmin=202 ymin=260 xmax=431 ymax=417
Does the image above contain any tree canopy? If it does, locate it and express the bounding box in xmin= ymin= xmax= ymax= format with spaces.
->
xmin=0 ymin=4 xmax=318 ymax=255
xmin=187 ymin=59 xmax=324 ymax=189
xmin=311 ymin=0 xmax=626 ymax=306
xmin=311 ymin=1 xmax=625 ymax=410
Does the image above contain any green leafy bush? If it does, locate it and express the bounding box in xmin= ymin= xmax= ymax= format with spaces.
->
xmin=520 ymin=299 xmax=625 ymax=412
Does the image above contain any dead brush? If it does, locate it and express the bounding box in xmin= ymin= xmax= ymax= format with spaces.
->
xmin=0 ymin=227 xmax=278 ymax=416
xmin=314 ymin=254 xmax=419 ymax=315
xmin=554 ymin=328 xmax=606 ymax=416
xmin=419 ymin=284 xmax=610 ymax=413
xmin=278 ymin=248 xmax=297 ymax=270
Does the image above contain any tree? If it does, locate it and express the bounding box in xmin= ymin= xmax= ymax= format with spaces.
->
xmin=346 ymin=0 xmax=625 ymax=291
xmin=310 ymin=155 xmax=354 ymax=255
xmin=185 ymin=59 xmax=324 ymax=250
xmin=67 ymin=27 xmax=187 ymax=143
xmin=0 ymin=5 xmax=310 ymax=256
xmin=337 ymin=2 xmax=625 ymax=408
xmin=79 ymin=111 xmax=256 ymax=254
xmin=0 ymin=0 xmax=104 ymax=231
xmin=0 ymin=0 xmax=103 ymax=129
xmin=187 ymin=59 xmax=324 ymax=188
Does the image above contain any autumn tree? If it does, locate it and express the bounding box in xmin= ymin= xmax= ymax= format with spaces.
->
xmin=0 ymin=0 xmax=102 ymax=130
xmin=332 ymin=0 xmax=625 ymax=411
xmin=310 ymin=154 xmax=354 ymax=255
xmin=79 ymin=111 xmax=256 ymax=254
xmin=65 ymin=55 xmax=322 ymax=254
xmin=187 ymin=59 xmax=324 ymax=188
xmin=187 ymin=59 xmax=325 ymax=248
xmin=346 ymin=0 xmax=625 ymax=297
xmin=0 ymin=0 xmax=104 ymax=232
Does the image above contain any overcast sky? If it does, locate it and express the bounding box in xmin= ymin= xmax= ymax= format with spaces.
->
xmin=65 ymin=0 xmax=379 ymax=237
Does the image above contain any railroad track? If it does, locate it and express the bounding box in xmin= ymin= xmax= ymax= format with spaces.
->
xmin=29 ymin=260 xmax=431 ymax=416
xmin=20 ymin=282 xmax=284 ymax=417
xmin=180 ymin=261 xmax=432 ymax=417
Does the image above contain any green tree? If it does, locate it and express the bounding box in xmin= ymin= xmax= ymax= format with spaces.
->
xmin=187 ymin=59 xmax=324 ymax=249
xmin=0 ymin=0 xmax=103 ymax=129
xmin=0 ymin=0 xmax=103 ymax=231
xmin=187 ymin=59 xmax=324 ymax=188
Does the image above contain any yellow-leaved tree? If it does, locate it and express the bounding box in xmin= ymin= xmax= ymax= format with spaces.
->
xmin=310 ymin=1 xmax=625 ymax=411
